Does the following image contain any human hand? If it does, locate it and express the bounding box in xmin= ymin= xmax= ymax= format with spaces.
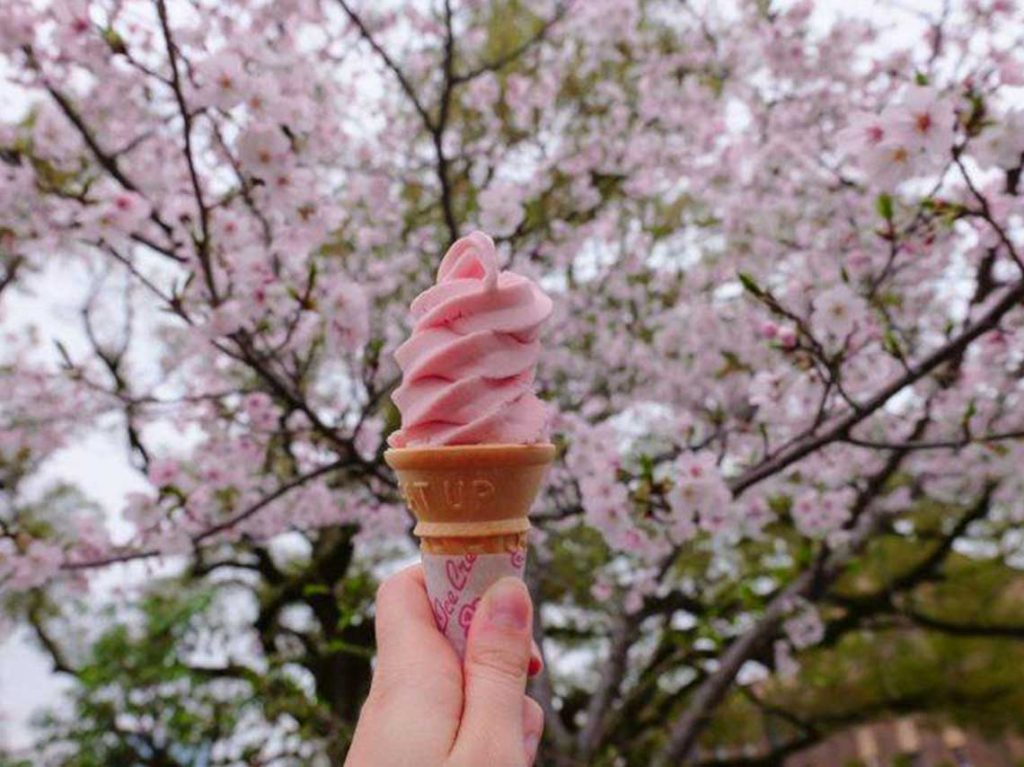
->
xmin=345 ymin=565 xmax=545 ymax=767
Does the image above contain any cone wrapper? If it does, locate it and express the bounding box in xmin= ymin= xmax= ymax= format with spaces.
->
xmin=384 ymin=444 xmax=556 ymax=657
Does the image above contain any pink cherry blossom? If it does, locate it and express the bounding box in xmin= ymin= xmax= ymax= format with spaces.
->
xmin=244 ymin=392 xmax=281 ymax=432
xmin=1 ymin=2 xmax=1023 ymax=753
xmin=783 ymin=602 xmax=826 ymax=649
xmin=237 ymin=125 xmax=293 ymax=177
xmin=836 ymin=111 xmax=889 ymax=157
xmin=321 ymin=279 xmax=370 ymax=353
xmin=667 ymin=452 xmax=733 ymax=537
xmin=891 ymin=85 xmax=956 ymax=157
xmin=773 ymin=639 xmax=800 ymax=679
xmin=812 ymin=284 xmax=868 ymax=341
xmin=194 ymin=51 xmax=250 ymax=110
xmin=148 ymin=459 xmax=181 ymax=488
xmin=791 ymin=488 xmax=855 ymax=538
xmin=477 ymin=182 xmax=526 ymax=237
xmin=973 ymin=108 xmax=1024 ymax=170
xmin=8 ymin=540 xmax=64 ymax=590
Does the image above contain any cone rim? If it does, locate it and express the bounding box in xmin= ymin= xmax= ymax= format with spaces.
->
xmin=385 ymin=442 xmax=555 ymax=470
xmin=414 ymin=518 xmax=531 ymax=538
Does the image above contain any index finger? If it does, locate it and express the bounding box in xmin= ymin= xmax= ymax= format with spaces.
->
xmin=374 ymin=564 xmax=461 ymax=682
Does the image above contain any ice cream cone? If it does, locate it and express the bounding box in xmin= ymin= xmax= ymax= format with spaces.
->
xmin=384 ymin=233 xmax=557 ymax=654
xmin=384 ymin=443 xmax=555 ymax=655
xmin=385 ymin=443 xmax=555 ymax=548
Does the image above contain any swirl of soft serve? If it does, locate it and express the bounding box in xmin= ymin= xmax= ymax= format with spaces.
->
xmin=389 ymin=231 xmax=553 ymax=447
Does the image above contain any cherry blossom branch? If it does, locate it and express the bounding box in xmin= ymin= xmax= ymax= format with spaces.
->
xmin=79 ymin=283 xmax=152 ymax=470
xmin=954 ymin=152 xmax=1024 ymax=274
xmin=824 ymin=487 xmax=993 ymax=637
xmin=334 ymin=0 xmax=435 ymax=131
xmin=101 ymin=243 xmax=194 ymax=323
xmin=155 ymin=0 xmax=218 ymax=300
xmin=843 ymin=428 xmax=1024 ymax=451
xmin=102 ymin=244 xmax=390 ymax=489
xmin=924 ymin=0 xmax=952 ymax=74
xmin=651 ymin=445 xmax=921 ymax=766
xmin=87 ymin=240 xmax=382 ymax=488
xmin=902 ymin=610 xmax=1024 ymax=639
xmin=450 ymin=1 xmax=572 ymax=84
xmin=576 ymin=614 xmax=633 ymax=758
xmin=62 ymin=458 xmax=346 ymax=571
xmin=209 ymin=122 xmax=273 ymax=246
xmin=195 ymin=462 xmax=347 ymax=541
xmin=227 ymin=335 xmax=351 ymax=447
xmin=434 ymin=0 xmax=459 ymax=244
xmin=25 ymin=47 xmax=181 ymax=252
xmin=336 ymin=0 xmax=461 ymax=242
xmin=27 ymin=596 xmax=76 ymax=675
xmin=730 ymin=275 xmax=1024 ymax=496
xmin=129 ymin=232 xmax=186 ymax=263
xmin=740 ymin=278 xmax=862 ymax=415
xmin=524 ymin=567 xmax=574 ymax=760
xmin=31 ymin=58 xmax=137 ymax=194
xmin=99 ymin=244 xmax=379 ymax=487
xmin=0 ymin=254 xmax=23 ymax=299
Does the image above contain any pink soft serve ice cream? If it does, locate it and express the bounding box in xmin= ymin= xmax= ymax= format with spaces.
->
xmin=389 ymin=231 xmax=553 ymax=447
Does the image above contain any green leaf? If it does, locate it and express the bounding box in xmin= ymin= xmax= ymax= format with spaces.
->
xmin=875 ymin=193 xmax=894 ymax=222
xmin=738 ymin=271 xmax=763 ymax=297
xmin=324 ymin=639 xmax=374 ymax=659
xmin=883 ymin=328 xmax=905 ymax=360
xmin=102 ymin=27 xmax=127 ymax=54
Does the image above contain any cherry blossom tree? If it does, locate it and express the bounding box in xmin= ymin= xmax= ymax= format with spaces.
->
xmin=2 ymin=0 xmax=1024 ymax=764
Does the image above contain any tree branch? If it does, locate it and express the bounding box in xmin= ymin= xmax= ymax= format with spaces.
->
xmin=822 ymin=488 xmax=994 ymax=646
xmin=730 ymin=275 xmax=1024 ymax=497
xmin=903 ymin=610 xmax=1024 ymax=639
xmin=0 ymin=254 xmax=24 ymax=299
xmin=434 ymin=0 xmax=459 ymax=244
xmin=525 ymin=566 xmax=574 ymax=759
xmin=334 ymin=0 xmax=435 ymax=131
xmin=62 ymin=458 xmax=346 ymax=570
xmin=27 ymin=47 xmax=177 ymax=244
xmin=34 ymin=63 xmax=138 ymax=193
xmin=451 ymin=2 xmax=571 ymax=84
xmin=651 ymin=445 xmax=917 ymax=767
xmin=155 ymin=0 xmax=218 ymax=300
xmin=577 ymin=613 xmax=633 ymax=757
xmin=843 ymin=429 xmax=1024 ymax=451
xmin=886 ymin=487 xmax=992 ymax=593
xmin=27 ymin=598 xmax=76 ymax=675
xmin=955 ymin=152 xmax=1024 ymax=274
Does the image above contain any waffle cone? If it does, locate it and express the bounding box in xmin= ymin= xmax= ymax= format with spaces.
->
xmin=419 ymin=531 xmax=528 ymax=555
xmin=385 ymin=443 xmax=555 ymax=552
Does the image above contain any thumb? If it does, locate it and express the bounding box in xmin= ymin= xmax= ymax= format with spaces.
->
xmin=450 ymin=577 xmax=534 ymax=765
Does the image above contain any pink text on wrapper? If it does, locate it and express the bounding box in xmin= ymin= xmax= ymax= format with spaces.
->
xmin=446 ymin=553 xmax=477 ymax=590
xmin=458 ymin=598 xmax=481 ymax=632
xmin=423 ymin=550 xmax=527 ymax=656
xmin=431 ymin=553 xmax=478 ymax=632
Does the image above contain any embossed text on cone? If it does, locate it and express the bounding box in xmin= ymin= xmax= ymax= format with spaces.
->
xmin=384 ymin=443 xmax=555 ymax=655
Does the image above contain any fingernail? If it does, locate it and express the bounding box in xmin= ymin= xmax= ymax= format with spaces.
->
xmin=524 ymin=732 xmax=540 ymax=762
xmin=484 ymin=577 xmax=529 ymax=631
xmin=528 ymin=655 xmax=542 ymax=676
xmin=530 ymin=639 xmax=544 ymax=670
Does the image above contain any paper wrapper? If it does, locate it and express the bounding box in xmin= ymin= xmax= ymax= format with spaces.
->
xmin=423 ymin=537 xmax=527 ymax=656
xmin=384 ymin=444 xmax=555 ymax=657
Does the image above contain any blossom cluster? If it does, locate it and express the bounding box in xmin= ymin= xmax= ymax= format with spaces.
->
xmin=0 ymin=0 xmax=1021 ymax=689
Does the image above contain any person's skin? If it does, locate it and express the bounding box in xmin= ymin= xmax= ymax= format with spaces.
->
xmin=345 ymin=566 xmax=545 ymax=767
